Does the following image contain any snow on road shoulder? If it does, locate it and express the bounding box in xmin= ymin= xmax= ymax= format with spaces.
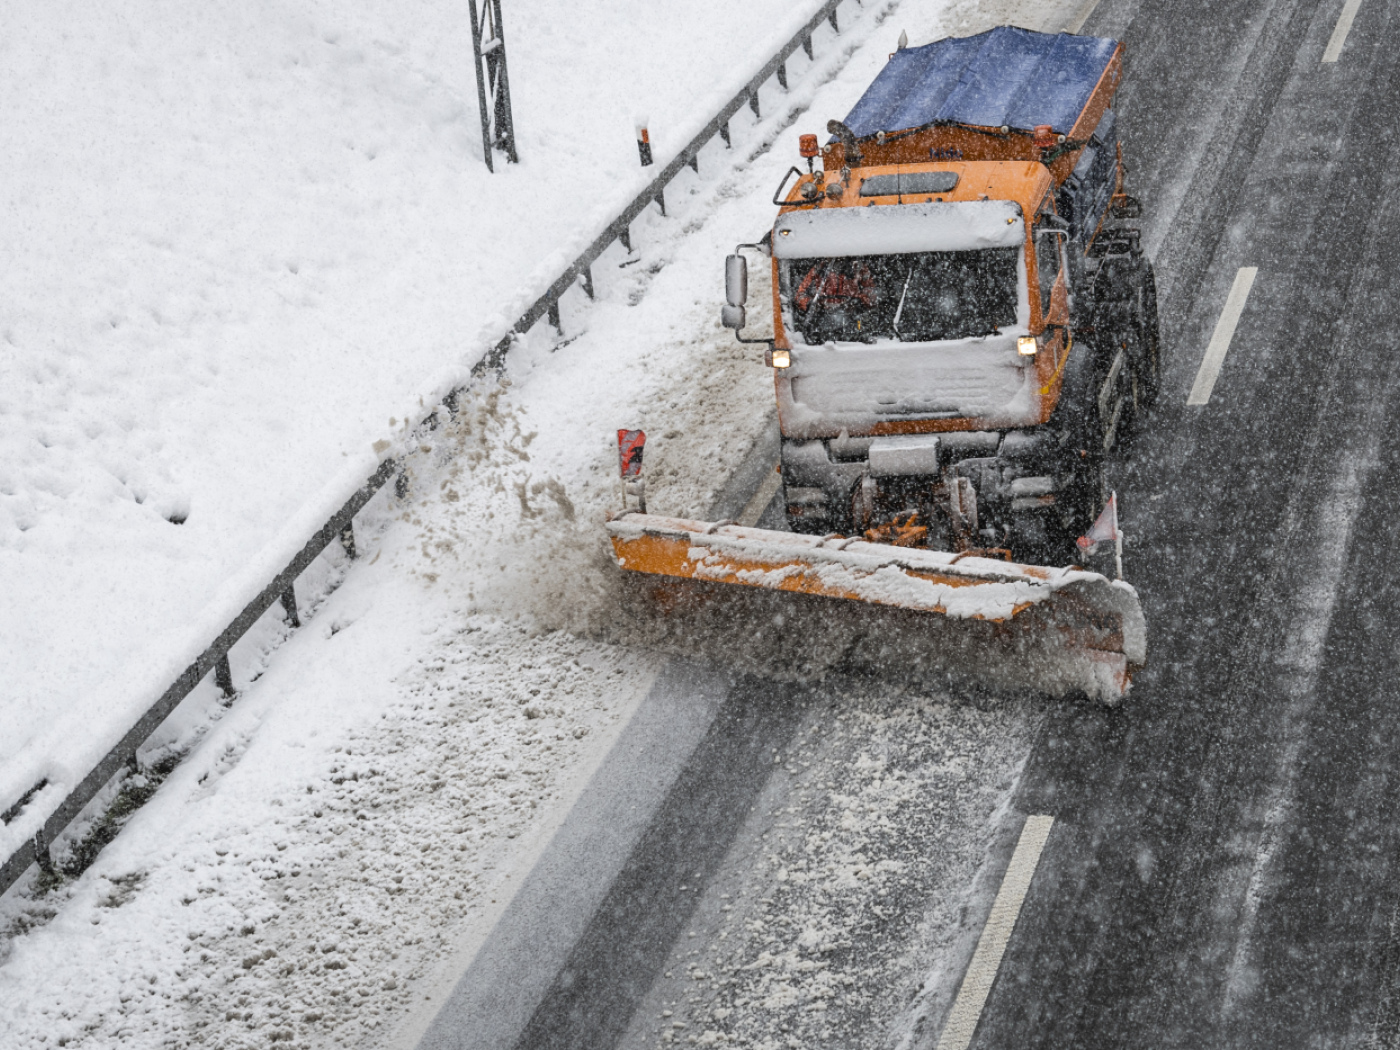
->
xmin=0 ymin=530 xmax=665 ymax=1048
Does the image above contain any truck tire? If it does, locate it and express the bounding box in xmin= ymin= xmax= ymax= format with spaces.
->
xmin=1028 ymin=343 xmax=1105 ymax=561
xmin=1085 ymin=249 xmax=1158 ymax=450
xmin=1137 ymin=262 xmax=1162 ymax=408
xmin=1061 ymin=455 xmax=1107 ymax=544
xmin=1007 ymin=455 xmax=1103 ymax=566
xmin=782 ymin=478 xmax=836 ymax=535
xmin=1109 ymin=259 xmax=1161 ymax=449
xmin=1052 ymin=337 xmax=1111 ymax=457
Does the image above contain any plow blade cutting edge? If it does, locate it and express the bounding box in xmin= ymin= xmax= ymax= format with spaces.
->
xmin=605 ymin=514 xmax=1146 ymax=702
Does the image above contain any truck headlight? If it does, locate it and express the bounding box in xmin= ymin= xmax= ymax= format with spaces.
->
xmin=1017 ymin=336 xmax=1038 ymax=357
xmin=767 ymin=348 xmax=792 ymax=368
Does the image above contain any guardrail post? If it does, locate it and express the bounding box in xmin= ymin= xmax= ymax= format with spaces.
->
xmin=719 ymin=121 xmax=731 ymax=148
xmin=687 ymin=154 xmax=699 ymax=174
xmin=581 ymin=266 xmax=595 ymax=300
xmin=777 ymin=62 xmax=788 ymax=90
xmin=473 ymin=334 xmax=512 ymax=374
xmin=656 ymin=189 xmax=666 ymax=217
xmin=215 ymin=654 xmax=234 ymax=698
xmin=395 ymin=467 xmax=412 ymax=500
xmin=280 ymin=586 xmax=300 ymax=629
xmin=619 ymin=226 xmax=632 ymax=253
xmin=33 ymin=831 xmax=54 ymax=877
xmin=339 ymin=522 xmax=358 ymax=560
xmin=547 ymin=300 xmax=562 ymax=333
xmin=828 ymin=8 xmax=840 ymax=32
xmin=803 ymin=35 xmax=814 ymax=60
xmin=749 ymin=92 xmax=761 ymax=119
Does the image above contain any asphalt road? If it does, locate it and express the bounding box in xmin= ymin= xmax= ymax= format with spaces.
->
xmin=415 ymin=0 xmax=1400 ymax=1046
xmin=978 ymin=0 xmax=1400 ymax=1045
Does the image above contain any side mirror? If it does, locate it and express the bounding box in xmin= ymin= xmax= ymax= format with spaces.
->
xmin=722 ymin=253 xmax=748 ymax=330
xmin=722 ymin=245 xmax=776 ymax=345
xmin=725 ymin=254 xmax=748 ymax=307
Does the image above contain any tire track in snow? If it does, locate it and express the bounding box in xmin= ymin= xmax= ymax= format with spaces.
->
xmin=1218 ymin=436 xmax=1377 ymax=1015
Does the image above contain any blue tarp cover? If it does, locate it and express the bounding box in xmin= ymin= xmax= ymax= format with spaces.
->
xmin=841 ymin=26 xmax=1119 ymax=137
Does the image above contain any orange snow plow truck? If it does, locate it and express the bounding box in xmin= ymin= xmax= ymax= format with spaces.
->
xmin=606 ymin=27 xmax=1155 ymax=701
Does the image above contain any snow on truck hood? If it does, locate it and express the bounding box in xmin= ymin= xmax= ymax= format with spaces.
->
xmin=779 ymin=332 xmax=1039 ymax=434
xmin=772 ymin=199 xmax=1025 ymax=259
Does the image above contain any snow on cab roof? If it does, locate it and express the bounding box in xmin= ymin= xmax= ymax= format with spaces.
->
xmin=840 ymin=26 xmax=1121 ymax=138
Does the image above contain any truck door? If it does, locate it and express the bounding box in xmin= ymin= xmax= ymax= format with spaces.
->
xmin=1034 ymin=206 xmax=1070 ymax=331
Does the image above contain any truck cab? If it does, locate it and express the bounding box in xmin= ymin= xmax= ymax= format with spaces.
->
xmin=724 ymin=27 xmax=1159 ymax=561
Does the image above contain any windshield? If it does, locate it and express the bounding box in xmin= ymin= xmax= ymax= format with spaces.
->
xmin=783 ymin=247 xmax=1021 ymax=344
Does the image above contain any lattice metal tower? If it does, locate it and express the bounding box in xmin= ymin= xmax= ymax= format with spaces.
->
xmin=469 ymin=0 xmax=517 ymax=171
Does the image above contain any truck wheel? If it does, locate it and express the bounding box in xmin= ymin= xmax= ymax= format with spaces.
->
xmin=782 ymin=479 xmax=835 ymax=535
xmin=1098 ymin=256 xmax=1161 ymax=452
xmin=1136 ymin=262 xmax=1162 ymax=408
xmin=1051 ymin=340 xmax=1112 ymax=458
xmin=1112 ymin=261 xmax=1161 ymax=450
xmin=1008 ymin=511 xmax=1056 ymax=565
xmin=1014 ymin=463 xmax=1102 ymax=566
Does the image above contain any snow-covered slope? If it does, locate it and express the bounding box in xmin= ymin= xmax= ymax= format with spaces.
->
xmin=0 ymin=0 xmax=852 ymax=819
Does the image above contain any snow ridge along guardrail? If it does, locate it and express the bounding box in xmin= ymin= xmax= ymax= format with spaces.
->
xmin=0 ymin=0 xmax=861 ymax=899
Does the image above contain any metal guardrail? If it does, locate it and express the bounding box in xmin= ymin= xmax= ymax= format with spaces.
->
xmin=0 ymin=0 xmax=858 ymax=899
xmin=0 ymin=458 xmax=399 ymax=894
xmin=476 ymin=0 xmax=852 ymax=371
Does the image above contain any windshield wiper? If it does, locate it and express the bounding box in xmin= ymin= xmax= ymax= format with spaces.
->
xmin=891 ymin=266 xmax=915 ymax=341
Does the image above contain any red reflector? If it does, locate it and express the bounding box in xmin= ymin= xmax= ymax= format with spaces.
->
xmin=617 ymin=429 xmax=646 ymax=478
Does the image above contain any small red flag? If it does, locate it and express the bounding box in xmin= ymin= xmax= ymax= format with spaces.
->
xmin=617 ymin=429 xmax=646 ymax=478
xmin=1077 ymin=492 xmax=1120 ymax=550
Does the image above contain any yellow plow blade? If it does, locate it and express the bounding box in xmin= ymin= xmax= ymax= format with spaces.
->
xmin=605 ymin=514 xmax=1146 ymax=702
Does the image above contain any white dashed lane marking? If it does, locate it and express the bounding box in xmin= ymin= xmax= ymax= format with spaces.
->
xmin=1322 ymin=0 xmax=1364 ymax=64
xmin=1188 ymin=266 xmax=1258 ymax=406
xmin=936 ymin=814 xmax=1055 ymax=1050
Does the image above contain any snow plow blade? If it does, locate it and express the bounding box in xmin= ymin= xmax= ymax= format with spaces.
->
xmin=605 ymin=514 xmax=1146 ymax=702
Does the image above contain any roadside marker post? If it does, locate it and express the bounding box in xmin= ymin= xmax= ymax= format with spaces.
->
xmin=618 ymin=429 xmax=647 ymax=513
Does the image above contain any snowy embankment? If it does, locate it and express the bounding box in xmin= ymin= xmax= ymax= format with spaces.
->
xmin=0 ymin=0 xmax=908 ymax=1039
xmin=0 ymin=0 xmax=852 ymax=853
xmin=0 ymin=0 xmax=1084 ymax=1045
